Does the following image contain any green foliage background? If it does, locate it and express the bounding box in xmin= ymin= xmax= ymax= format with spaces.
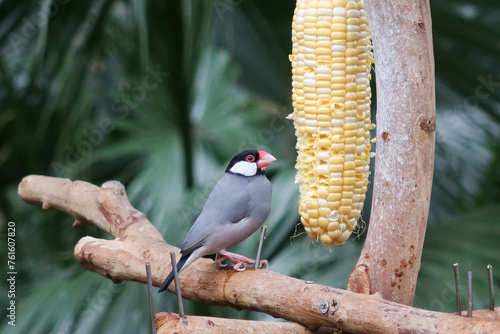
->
xmin=1 ymin=0 xmax=499 ymax=332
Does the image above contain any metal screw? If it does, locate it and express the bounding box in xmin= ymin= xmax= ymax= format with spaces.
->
xmin=320 ymin=301 xmax=330 ymax=314
xmin=330 ymin=299 xmax=340 ymax=314
xmin=320 ymin=300 xmax=340 ymax=315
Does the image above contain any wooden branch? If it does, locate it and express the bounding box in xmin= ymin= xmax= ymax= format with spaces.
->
xmin=348 ymin=0 xmax=436 ymax=305
xmin=18 ymin=175 xmax=163 ymax=242
xmin=155 ymin=312 xmax=321 ymax=334
xmin=18 ymin=175 xmax=500 ymax=333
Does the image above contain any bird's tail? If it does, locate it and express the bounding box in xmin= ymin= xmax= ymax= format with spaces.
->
xmin=158 ymin=254 xmax=189 ymax=293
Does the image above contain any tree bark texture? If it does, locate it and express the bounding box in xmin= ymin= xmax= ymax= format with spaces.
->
xmin=19 ymin=175 xmax=500 ymax=334
xmin=155 ymin=312 xmax=321 ymax=334
xmin=348 ymin=0 xmax=436 ymax=306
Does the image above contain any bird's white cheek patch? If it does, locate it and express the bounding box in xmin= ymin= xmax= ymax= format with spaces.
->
xmin=229 ymin=161 xmax=257 ymax=176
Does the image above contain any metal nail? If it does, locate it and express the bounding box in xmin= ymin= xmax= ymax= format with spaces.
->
xmin=488 ymin=264 xmax=494 ymax=311
xmin=454 ymin=263 xmax=461 ymax=315
xmin=170 ymin=252 xmax=185 ymax=319
xmin=467 ymin=271 xmax=473 ymax=317
xmin=255 ymin=225 xmax=267 ymax=268
xmin=145 ymin=262 xmax=157 ymax=334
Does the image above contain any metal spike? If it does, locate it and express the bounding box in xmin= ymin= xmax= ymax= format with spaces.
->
xmin=145 ymin=262 xmax=157 ymax=334
xmin=467 ymin=271 xmax=473 ymax=317
xmin=453 ymin=263 xmax=461 ymax=315
xmin=255 ymin=225 xmax=267 ymax=268
xmin=170 ymin=252 xmax=185 ymax=319
xmin=488 ymin=264 xmax=494 ymax=311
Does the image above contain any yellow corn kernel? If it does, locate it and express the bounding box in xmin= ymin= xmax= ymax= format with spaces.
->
xmin=290 ymin=0 xmax=374 ymax=247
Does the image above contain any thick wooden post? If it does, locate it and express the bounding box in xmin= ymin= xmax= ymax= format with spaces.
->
xmin=348 ymin=0 xmax=436 ymax=305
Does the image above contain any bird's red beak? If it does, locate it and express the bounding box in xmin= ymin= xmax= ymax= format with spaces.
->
xmin=257 ymin=151 xmax=276 ymax=169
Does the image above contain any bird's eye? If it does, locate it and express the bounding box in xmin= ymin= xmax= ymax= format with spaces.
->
xmin=246 ymin=155 xmax=255 ymax=162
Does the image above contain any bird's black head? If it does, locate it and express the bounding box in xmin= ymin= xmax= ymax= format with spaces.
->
xmin=226 ymin=150 xmax=276 ymax=177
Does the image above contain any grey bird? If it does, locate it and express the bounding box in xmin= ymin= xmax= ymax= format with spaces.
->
xmin=158 ymin=149 xmax=276 ymax=293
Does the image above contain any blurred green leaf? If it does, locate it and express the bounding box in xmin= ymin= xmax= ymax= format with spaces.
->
xmin=415 ymin=205 xmax=500 ymax=312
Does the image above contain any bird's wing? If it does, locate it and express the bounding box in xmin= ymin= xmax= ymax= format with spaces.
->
xmin=180 ymin=173 xmax=251 ymax=254
xmin=180 ymin=238 xmax=206 ymax=256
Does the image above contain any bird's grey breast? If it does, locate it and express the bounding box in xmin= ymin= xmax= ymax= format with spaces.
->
xmin=245 ymin=174 xmax=272 ymax=221
xmin=181 ymin=172 xmax=271 ymax=253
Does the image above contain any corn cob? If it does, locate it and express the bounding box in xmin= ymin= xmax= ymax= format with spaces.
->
xmin=289 ymin=0 xmax=374 ymax=247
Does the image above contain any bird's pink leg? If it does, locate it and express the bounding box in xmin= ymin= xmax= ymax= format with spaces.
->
xmin=219 ymin=250 xmax=255 ymax=264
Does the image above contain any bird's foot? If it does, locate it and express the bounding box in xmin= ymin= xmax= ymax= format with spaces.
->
xmin=233 ymin=261 xmax=248 ymax=271
xmin=215 ymin=254 xmax=229 ymax=268
xmin=256 ymin=259 xmax=269 ymax=269
xmin=216 ymin=250 xmax=268 ymax=271
xmin=231 ymin=260 xmax=268 ymax=271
